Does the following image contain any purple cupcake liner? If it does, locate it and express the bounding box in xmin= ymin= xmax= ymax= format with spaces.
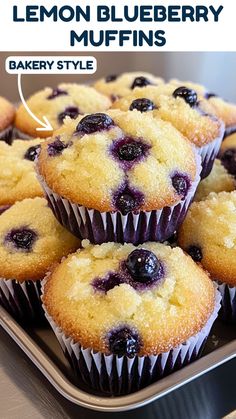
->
xmin=0 ymin=125 xmax=14 ymax=145
xmin=38 ymin=153 xmax=201 ymax=245
xmin=42 ymin=289 xmax=221 ymax=396
xmin=0 ymin=278 xmax=46 ymax=326
xmin=198 ymin=122 xmax=224 ymax=179
xmin=216 ymin=281 xmax=236 ymax=323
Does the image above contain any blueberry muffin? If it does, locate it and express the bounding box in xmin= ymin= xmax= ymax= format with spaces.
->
xmin=0 ymin=96 xmax=15 ymax=144
xmin=178 ymin=191 xmax=236 ymax=322
xmin=0 ymin=197 xmax=80 ymax=324
xmin=170 ymin=79 xmax=236 ymax=138
xmin=42 ymin=240 xmax=220 ymax=395
xmin=94 ymin=72 xmax=164 ymax=102
xmin=194 ymin=159 xmax=235 ymax=202
xmin=37 ymin=110 xmax=201 ymax=244
xmin=219 ymin=133 xmax=236 ymax=178
xmin=0 ymin=139 xmax=44 ymax=206
xmin=14 ymin=84 xmax=111 ymax=139
xmin=112 ymin=84 xmax=224 ymax=178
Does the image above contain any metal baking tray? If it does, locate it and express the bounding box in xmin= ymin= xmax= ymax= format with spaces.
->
xmin=0 ymin=306 xmax=235 ymax=412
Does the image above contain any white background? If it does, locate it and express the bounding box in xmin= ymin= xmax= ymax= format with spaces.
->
xmin=0 ymin=0 xmax=234 ymax=52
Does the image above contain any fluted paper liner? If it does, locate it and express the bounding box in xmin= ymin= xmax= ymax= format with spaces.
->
xmin=42 ymin=288 xmax=221 ymax=396
xmin=38 ymin=153 xmax=201 ymax=245
xmin=198 ymin=122 xmax=224 ymax=179
xmin=0 ymin=125 xmax=13 ymax=144
xmin=216 ymin=281 xmax=236 ymax=323
xmin=0 ymin=278 xmax=46 ymax=325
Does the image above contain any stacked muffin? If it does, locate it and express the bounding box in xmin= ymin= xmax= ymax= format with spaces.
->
xmin=1 ymin=73 xmax=234 ymax=396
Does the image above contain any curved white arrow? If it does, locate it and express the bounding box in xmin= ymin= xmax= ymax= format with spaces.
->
xmin=17 ymin=74 xmax=53 ymax=132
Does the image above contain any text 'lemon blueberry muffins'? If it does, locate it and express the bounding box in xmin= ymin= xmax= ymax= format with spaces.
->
xmin=0 ymin=96 xmax=15 ymax=144
xmin=0 ymin=139 xmax=45 ymax=210
xmin=112 ymin=83 xmax=224 ymax=179
xmin=42 ymin=241 xmax=221 ymax=395
xmin=93 ymin=72 xmax=164 ymax=102
xmin=14 ymin=83 xmax=111 ymax=139
xmin=37 ymin=110 xmax=201 ymax=245
xmin=0 ymin=197 xmax=80 ymax=324
xmin=194 ymin=159 xmax=235 ymax=202
xmin=178 ymin=191 xmax=236 ymax=323
xmin=170 ymin=78 xmax=236 ymax=139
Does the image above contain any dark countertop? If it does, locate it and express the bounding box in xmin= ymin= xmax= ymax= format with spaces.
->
xmin=0 ymin=327 xmax=235 ymax=419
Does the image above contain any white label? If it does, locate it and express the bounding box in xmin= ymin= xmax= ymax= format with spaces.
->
xmin=6 ymin=56 xmax=97 ymax=74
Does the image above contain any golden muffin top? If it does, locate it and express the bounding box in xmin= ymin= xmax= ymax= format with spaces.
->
xmin=43 ymin=240 xmax=215 ymax=356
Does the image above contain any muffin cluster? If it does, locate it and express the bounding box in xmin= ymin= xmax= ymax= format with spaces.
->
xmin=0 ymin=72 xmax=234 ymax=396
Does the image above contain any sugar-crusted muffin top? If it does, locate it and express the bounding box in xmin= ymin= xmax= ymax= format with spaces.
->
xmin=0 ymin=197 xmax=80 ymax=282
xmin=112 ymin=84 xmax=223 ymax=147
xmin=43 ymin=240 xmax=215 ymax=356
xmin=170 ymin=79 xmax=236 ymax=130
xmin=0 ymin=139 xmax=46 ymax=205
xmin=218 ymin=133 xmax=236 ymax=179
xmin=38 ymin=110 xmax=198 ymax=213
xmin=93 ymin=72 xmax=164 ymax=101
xmin=194 ymin=159 xmax=235 ymax=202
xmin=15 ymin=84 xmax=111 ymax=138
xmin=178 ymin=191 xmax=236 ymax=286
xmin=0 ymin=96 xmax=15 ymax=131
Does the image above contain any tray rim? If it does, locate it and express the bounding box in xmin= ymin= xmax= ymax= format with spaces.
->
xmin=0 ymin=306 xmax=235 ymax=413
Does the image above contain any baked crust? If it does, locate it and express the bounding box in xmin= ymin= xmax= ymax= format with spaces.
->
xmin=15 ymin=84 xmax=111 ymax=138
xmin=194 ymin=159 xmax=235 ymax=202
xmin=170 ymin=79 xmax=236 ymax=129
xmin=38 ymin=110 xmax=198 ymax=212
xmin=94 ymin=72 xmax=164 ymax=99
xmin=0 ymin=197 xmax=80 ymax=282
xmin=43 ymin=241 xmax=215 ymax=356
xmin=112 ymin=84 xmax=224 ymax=147
xmin=0 ymin=139 xmax=45 ymax=205
xmin=179 ymin=191 xmax=236 ymax=286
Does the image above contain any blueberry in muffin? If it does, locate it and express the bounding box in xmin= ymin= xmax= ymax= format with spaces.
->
xmin=42 ymin=240 xmax=220 ymax=395
xmin=14 ymin=84 xmax=111 ymax=139
xmin=37 ymin=109 xmax=201 ymax=244
xmin=0 ymin=197 xmax=80 ymax=324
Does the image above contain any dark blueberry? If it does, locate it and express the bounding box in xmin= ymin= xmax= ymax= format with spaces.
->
xmin=118 ymin=142 xmax=143 ymax=161
xmin=76 ymin=113 xmax=114 ymax=135
xmin=187 ymin=245 xmax=203 ymax=262
xmin=116 ymin=194 xmax=137 ymax=214
xmin=125 ymin=249 xmax=163 ymax=283
xmin=129 ymin=98 xmax=155 ymax=113
xmin=108 ymin=326 xmax=140 ymax=357
xmin=5 ymin=228 xmax=37 ymax=251
xmin=92 ymin=273 xmax=124 ymax=293
xmin=47 ymin=88 xmax=68 ymax=100
xmin=105 ymin=74 xmax=118 ymax=83
xmin=24 ymin=144 xmax=41 ymax=161
xmin=205 ymin=92 xmax=218 ymax=100
xmin=173 ymin=86 xmax=198 ymax=107
xmin=220 ymin=148 xmax=236 ymax=176
xmin=114 ymin=186 xmax=144 ymax=215
xmin=131 ymin=77 xmax=152 ymax=90
xmin=58 ymin=107 xmax=80 ymax=124
xmin=47 ymin=138 xmax=68 ymax=157
xmin=171 ymin=173 xmax=191 ymax=198
xmin=111 ymin=138 xmax=150 ymax=170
